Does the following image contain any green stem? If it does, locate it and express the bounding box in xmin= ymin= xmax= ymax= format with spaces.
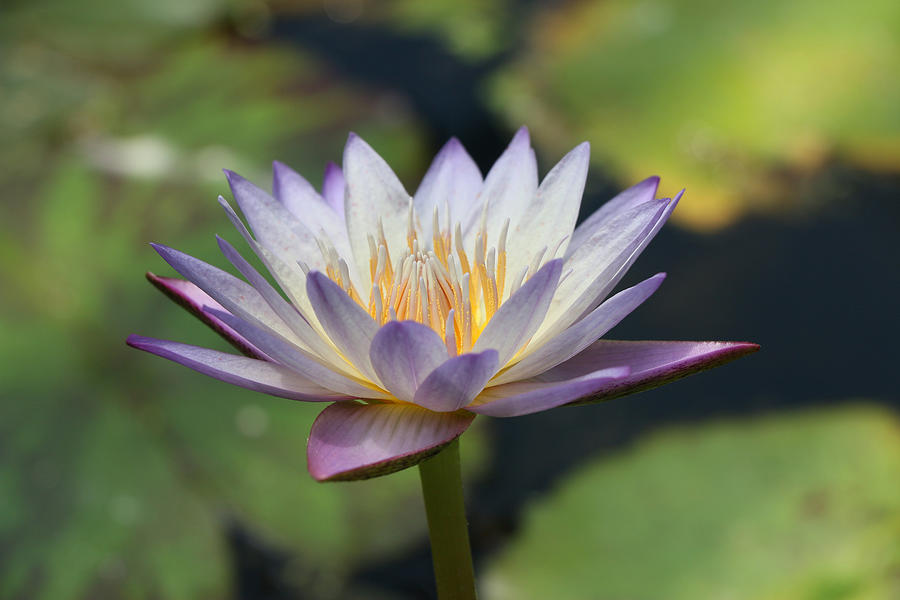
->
xmin=418 ymin=439 xmax=478 ymax=600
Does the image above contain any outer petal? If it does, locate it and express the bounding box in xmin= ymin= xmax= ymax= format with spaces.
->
xmin=569 ymin=176 xmax=660 ymax=251
xmin=538 ymin=339 xmax=760 ymax=405
xmin=468 ymin=366 xmax=630 ymax=417
xmin=321 ymin=161 xmax=345 ymax=218
xmin=413 ymin=137 xmax=483 ymax=244
xmin=494 ymin=273 xmax=666 ymax=384
xmin=151 ymin=243 xmax=301 ymax=345
xmin=218 ymin=196 xmax=325 ymax=325
xmin=463 ymin=127 xmax=537 ymax=252
xmin=504 ymin=142 xmax=589 ymax=296
xmin=224 ymin=169 xmax=328 ymax=273
xmin=369 ymin=321 xmax=449 ymax=403
xmin=271 ymin=161 xmax=353 ymax=264
xmin=472 ymin=258 xmax=563 ymax=367
xmin=206 ymin=308 xmax=388 ymax=399
xmin=271 ymin=160 xmax=319 ymax=217
xmin=306 ymin=271 xmax=381 ymax=383
xmin=343 ymin=134 xmax=411 ymax=292
xmin=415 ymin=350 xmax=499 ymax=412
xmin=216 ymin=235 xmax=347 ymax=368
xmin=145 ymin=272 xmax=266 ymax=360
xmin=307 ymin=401 xmax=475 ymax=481
xmin=537 ymin=194 xmax=678 ymax=342
xmin=126 ymin=335 xmax=350 ymax=402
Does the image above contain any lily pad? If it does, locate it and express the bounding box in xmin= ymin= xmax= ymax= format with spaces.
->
xmin=482 ymin=404 xmax=900 ymax=599
xmin=490 ymin=0 xmax=900 ymax=228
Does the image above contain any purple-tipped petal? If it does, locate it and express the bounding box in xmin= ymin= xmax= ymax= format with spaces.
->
xmin=463 ymin=127 xmax=537 ymax=250
xmin=539 ymin=193 xmax=678 ymax=340
xmin=272 ymin=160 xmax=320 ymax=217
xmin=306 ymin=271 xmax=380 ymax=382
xmin=224 ymin=169 xmax=327 ymax=272
xmin=468 ymin=366 xmax=630 ymax=417
xmin=473 ymin=258 xmax=563 ymax=367
xmin=145 ymin=272 xmax=267 ymax=360
xmin=415 ymin=350 xmax=499 ymax=412
xmin=205 ymin=307 xmax=385 ymax=399
xmin=569 ymin=175 xmax=660 ymax=251
xmin=496 ymin=273 xmax=666 ymax=384
xmin=540 ymin=339 xmax=760 ymax=405
xmin=369 ymin=321 xmax=448 ymax=402
xmin=216 ymin=235 xmax=343 ymax=365
xmin=217 ymin=196 xmax=320 ymax=311
xmin=151 ymin=243 xmax=300 ymax=345
xmin=504 ymin=141 xmax=590 ymax=292
xmin=321 ymin=161 xmax=345 ymax=217
xmin=307 ymin=401 xmax=474 ymax=481
xmin=271 ymin=161 xmax=353 ymax=261
xmin=342 ymin=134 xmax=411 ymax=291
xmin=413 ymin=137 xmax=483 ymax=243
xmin=126 ymin=335 xmax=349 ymax=402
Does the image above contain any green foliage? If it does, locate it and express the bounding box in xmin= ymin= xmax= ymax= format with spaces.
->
xmin=0 ymin=1 xmax=443 ymax=596
xmin=483 ymin=405 xmax=900 ymax=600
xmin=490 ymin=0 xmax=900 ymax=228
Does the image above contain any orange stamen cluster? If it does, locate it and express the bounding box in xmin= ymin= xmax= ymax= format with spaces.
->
xmin=317 ymin=201 xmax=558 ymax=355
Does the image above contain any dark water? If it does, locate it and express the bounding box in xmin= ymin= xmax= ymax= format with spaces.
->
xmin=215 ymin=15 xmax=900 ymax=600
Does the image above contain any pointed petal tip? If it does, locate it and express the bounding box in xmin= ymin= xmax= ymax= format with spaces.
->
xmin=125 ymin=333 xmax=147 ymax=349
xmin=149 ymin=241 xmax=172 ymax=259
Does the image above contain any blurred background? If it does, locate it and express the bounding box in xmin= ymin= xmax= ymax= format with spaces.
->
xmin=1 ymin=0 xmax=898 ymax=598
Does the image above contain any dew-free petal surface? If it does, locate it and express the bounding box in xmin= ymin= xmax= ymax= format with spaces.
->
xmin=126 ymin=335 xmax=348 ymax=402
xmin=307 ymin=401 xmax=474 ymax=481
xmin=306 ymin=271 xmax=381 ymax=382
xmin=473 ymin=258 xmax=562 ymax=367
xmin=343 ymin=134 xmax=412 ymax=291
xmin=469 ymin=366 xmax=630 ymax=417
xmin=543 ymin=339 xmax=760 ymax=405
xmin=369 ymin=320 xmax=449 ymax=403
xmin=415 ymin=350 xmax=499 ymax=412
xmin=145 ymin=273 xmax=266 ymax=360
xmin=414 ymin=137 xmax=483 ymax=244
xmin=496 ymin=273 xmax=665 ymax=384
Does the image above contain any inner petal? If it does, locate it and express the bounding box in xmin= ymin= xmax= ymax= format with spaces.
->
xmin=318 ymin=201 xmax=556 ymax=358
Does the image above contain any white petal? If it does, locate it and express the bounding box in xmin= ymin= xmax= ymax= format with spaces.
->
xmin=216 ymin=235 xmax=350 ymax=369
xmin=503 ymin=142 xmax=589 ymax=299
xmin=473 ymin=258 xmax=562 ymax=367
xmin=224 ymin=170 xmax=327 ymax=272
xmin=343 ymin=134 xmax=412 ymax=292
xmin=537 ymin=194 xmax=679 ymax=342
xmin=568 ymin=176 xmax=660 ymax=252
xmin=413 ymin=137 xmax=483 ymax=244
xmin=271 ymin=161 xmax=357 ymax=286
xmin=492 ymin=273 xmax=665 ymax=384
xmin=462 ymin=127 xmax=537 ymax=254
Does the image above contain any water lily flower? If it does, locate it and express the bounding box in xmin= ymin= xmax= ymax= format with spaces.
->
xmin=127 ymin=128 xmax=758 ymax=482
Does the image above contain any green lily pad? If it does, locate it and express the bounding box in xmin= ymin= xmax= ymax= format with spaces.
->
xmin=482 ymin=404 xmax=900 ymax=600
xmin=490 ymin=0 xmax=900 ymax=228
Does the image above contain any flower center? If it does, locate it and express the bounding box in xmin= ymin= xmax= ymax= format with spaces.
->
xmin=316 ymin=202 xmax=551 ymax=355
